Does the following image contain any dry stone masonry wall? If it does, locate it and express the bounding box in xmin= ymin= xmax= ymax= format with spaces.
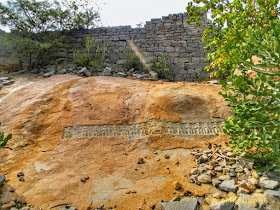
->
xmin=49 ymin=13 xmax=211 ymax=81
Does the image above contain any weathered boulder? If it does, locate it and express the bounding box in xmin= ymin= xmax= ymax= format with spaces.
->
xmin=0 ymin=75 xmax=230 ymax=209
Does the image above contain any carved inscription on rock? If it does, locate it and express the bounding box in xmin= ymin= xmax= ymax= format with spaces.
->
xmin=61 ymin=119 xmax=223 ymax=140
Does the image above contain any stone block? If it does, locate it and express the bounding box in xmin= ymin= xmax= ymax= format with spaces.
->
xmin=161 ymin=198 xmax=199 ymax=210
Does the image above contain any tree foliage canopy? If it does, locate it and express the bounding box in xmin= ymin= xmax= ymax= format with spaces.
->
xmin=187 ymin=0 xmax=280 ymax=77
xmin=0 ymin=0 xmax=100 ymax=32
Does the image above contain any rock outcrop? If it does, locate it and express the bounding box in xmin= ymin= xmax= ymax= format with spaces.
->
xmin=0 ymin=75 xmax=230 ymax=209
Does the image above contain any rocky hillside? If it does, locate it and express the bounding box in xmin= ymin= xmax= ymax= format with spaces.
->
xmin=0 ymin=74 xmax=233 ymax=209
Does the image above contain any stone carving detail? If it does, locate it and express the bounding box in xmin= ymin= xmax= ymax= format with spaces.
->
xmin=61 ymin=119 xmax=224 ymax=140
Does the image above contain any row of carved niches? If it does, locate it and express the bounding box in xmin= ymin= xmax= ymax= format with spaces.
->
xmin=61 ymin=119 xmax=224 ymax=140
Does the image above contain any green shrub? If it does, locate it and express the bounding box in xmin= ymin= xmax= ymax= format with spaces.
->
xmin=220 ymin=21 xmax=280 ymax=171
xmin=0 ymin=0 xmax=101 ymax=70
xmin=121 ymin=46 xmax=146 ymax=72
xmin=0 ymin=122 xmax=12 ymax=149
xmin=151 ymin=55 xmax=174 ymax=80
xmin=73 ymin=35 xmax=108 ymax=72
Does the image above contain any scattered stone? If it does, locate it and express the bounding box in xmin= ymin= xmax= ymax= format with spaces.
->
xmin=58 ymin=68 xmax=67 ymax=74
xmin=0 ymin=174 xmax=6 ymax=186
xmin=197 ymin=196 xmax=205 ymax=206
xmin=197 ymin=174 xmax=212 ymax=184
xmin=251 ymin=169 xmax=259 ymax=179
xmin=58 ymin=207 xmax=78 ymax=210
xmin=218 ymin=180 xmax=239 ymax=193
xmin=212 ymin=179 xmax=221 ymax=187
xmin=205 ymin=164 xmax=214 ymax=170
xmin=190 ymin=168 xmax=199 ymax=175
xmin=244 ymin=168 xmax=252 ymax=176
xmin=149 ymin=71 xmax=158 ymax=80
xmin=264 ymin=188 xmax=280 ymax=199
xmin=117 ymin=72 xmax=127 ymax=77
xmin=229 ymin=169 xmax=236 ymax=177
xmin=204 ymin=149 xmax=212 ymax=154
xmin=43 ymin=71 xmax=54 ymax=78
xmin=170 ymin=195 xmax=180 ymax=202
xmin=190 ymin=175 xmax=198 ymax=182
xmin=19 ymin=176 xmax=25 ymax=182
xmin=208 ymin=80 xmax=219 ymax=84
xmin=80 ymin=177 xmax=86 ymax=183
xmin=237 ymin=187 xmax=250 ymax=194
xmin=137 ymin=158 xmax=145 ymax=164
xmin=17 ymin=172 xmax=24 ymax=177
xmin=209 ymin=200 xmax=235 ymax=210
xmin=2 ymin=80 xmax=14 ymax=85
xmin=240 ymin=159 xmax=254 ymax=170
xmin=102 ymin=67 xmax=113 ymax=76
xmin=214 ymin=166 xmax=223 ymax=172
xmin=259 ymin=178 xmax=279 ymax=190
xmin=164 ymin=154 xmax=170 ymax=159
xmin=174 ymin=181 xmax=182 ymax=190
xmin=199 ymin=166 xmax=207 ymax=174
xmin=235 ymin=194 xmax=257 ymax=210
xmin=218 ymin=175 xmax=231 ymax=181
xmin=226 ymin=152 xmax=233 ymax=157
xmin=161 ymin=197 xmax=199 ymax=210
xmin=1 ymin=201 xmax=16 ymax=209
xmin=199 ymin=156 xmax=206 ymax=164
xmin=0 ymin=83 xmax=3 ymax=89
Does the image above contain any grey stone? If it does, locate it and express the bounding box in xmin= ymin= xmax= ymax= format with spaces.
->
xmin=259 ymin=179 xmax=279 ymax=190
xmin=212 ymin=179 xmax=221 ymax=187
xmin=235 ymin=194 xmax=257 ymax=210
xmin=208 ymin=80 xmax=219 ymax=84
xmin=58 ymin=68 xmax=67 ymax=74
xmin=204 ymin=149 xmax=212 ymax=154
xmin=161 ymin=197 xmax=199 ymax=210
xmin=264 ymin=188 xmax=280 ymax=199
xmin=0 ymin=174 xmax=6 ymax=186
xmin=149 ymin=71 xmax=158 ymax=80
xmin=199 ymin=166 xmax=207 ymax=173
xmin=132 ymin=73 xmax=143 ymax=79
xmin=209 ymin=201 xmax=235 ymax=210
xmin=214 ymin=166 xmax=223 ymax=172
xmin=263 ymin=194 xmax=280 ymax=210
xmin=218 ymin=175 xmax=231 ymax=181
xmin=43 ymin=71 xmax=55 ymax=77
xmin=170 ymin=195 xmax=180 ymax=202
xmin=117 ymin=72 xmax=127 ymax=77
xmin=0 ymin=83 xmax=3 ymax=89
xmin=197 ymin=174 xmax=212 ymax=184
xmin=0 ymin=77 xmax=9 ymax=81
xmin=58 ymin=207 xmax=78 ymax=210
xmin=218 ymin=180 xmax=239 ymax=193
xmin=102 ymin=67 xmax=113 ymax=76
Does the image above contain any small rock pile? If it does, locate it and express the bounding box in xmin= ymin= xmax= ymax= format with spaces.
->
xmin=0 ymin=76 xmax=14 ymax=89
xmin=36 ymin=64 xmax=159 ymax=81
xmin=161 ymin=144 xmax=280 ymax=210
xmin=0 ymin=174 xmax=41 ymax=210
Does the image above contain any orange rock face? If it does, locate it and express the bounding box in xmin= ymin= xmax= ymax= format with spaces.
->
xmin=0 ymin=75 xmax=230 ymax=209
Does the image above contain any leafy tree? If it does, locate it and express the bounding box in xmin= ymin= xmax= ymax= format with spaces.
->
xmin=0 ymin=122 xmax=12 ymax=149
xmin=186 ymin=0 xmax=280 ymax=77
xmin=220 ymin=21 xmax=280 ymax=171
xmin=187 ymin=0 xmax=280 ymax=171
xmin=0 ymin=0 xmax=100 ymax=69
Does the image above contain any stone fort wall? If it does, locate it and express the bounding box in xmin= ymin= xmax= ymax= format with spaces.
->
xmin=46 ymin=12 xmax=211 ymax=81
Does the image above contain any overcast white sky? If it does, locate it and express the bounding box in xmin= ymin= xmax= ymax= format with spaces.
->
xmin=0 ymin=0 xmax=189 ymax=28
xmin=100 ymin=0 xmax=189 ymax=27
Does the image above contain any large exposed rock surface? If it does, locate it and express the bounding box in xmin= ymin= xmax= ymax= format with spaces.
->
xmin=0 ymin=75 xmax=230 ymax=209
